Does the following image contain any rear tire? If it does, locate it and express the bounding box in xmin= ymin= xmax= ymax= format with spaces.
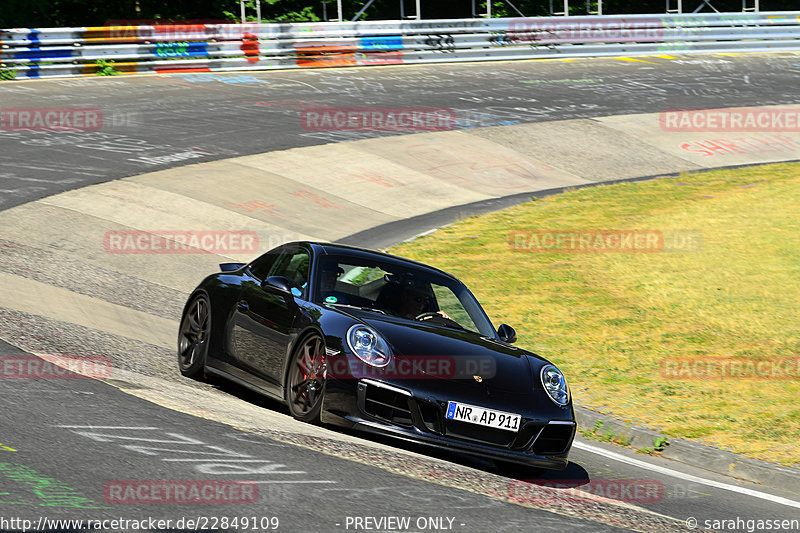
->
xmin=177 ymin=293 xmax=210 ymax=380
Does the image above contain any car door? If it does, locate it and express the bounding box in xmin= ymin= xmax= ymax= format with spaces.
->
xmin=231 ymin=245 xmax=310 ymax=389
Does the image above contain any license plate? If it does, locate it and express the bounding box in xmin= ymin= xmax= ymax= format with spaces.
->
xmin=445 ymin=401 xmax=521 ymax=432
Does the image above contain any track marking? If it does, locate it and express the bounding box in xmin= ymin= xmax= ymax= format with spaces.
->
xmin=614 ymin=57 xmax=659 ymax=64
xmin=250 ymin=480 xmax=336 ymax=484
xmin=164 ymin=458 xmax=289 ymax=462
xmin=55 ymin=425 xmax=160 ymax=429
xmin=573 ymin=440 xmax=800 ymax=510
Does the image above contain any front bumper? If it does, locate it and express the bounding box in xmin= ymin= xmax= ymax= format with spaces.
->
xmin=321 ymin=377 xmax=575 ymax=470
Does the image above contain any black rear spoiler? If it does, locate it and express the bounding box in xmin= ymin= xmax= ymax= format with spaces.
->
xmin=219 ymin=262 xmax=246 ymax=272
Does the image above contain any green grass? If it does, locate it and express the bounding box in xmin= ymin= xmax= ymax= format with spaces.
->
xmin=0 ymin=67 xmax=17 ymax=81
xmin=94 ymin=59 xmax=120 ymax=76
xmin=391 ymin=162 xmax=800 ymax=467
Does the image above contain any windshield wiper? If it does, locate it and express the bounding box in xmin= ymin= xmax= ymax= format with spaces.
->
xmin=329 ymin=303 xmax=387 ymax=315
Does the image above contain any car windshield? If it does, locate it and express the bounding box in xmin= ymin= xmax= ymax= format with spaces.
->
xmin=313 ymin=255 xmax=496 ymax=337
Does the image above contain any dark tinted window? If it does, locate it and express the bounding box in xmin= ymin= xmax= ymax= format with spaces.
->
xmin=248 ymin=250 xmax=281 ymax=281
xmin=313 ymin=255 xmax=495 ymax=336
xmin=271 ymin=247 xmax=310 ymax=298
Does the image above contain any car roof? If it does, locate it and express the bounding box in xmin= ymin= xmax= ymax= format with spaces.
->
xmin=301 ymin=241 xmax=459 ymax=281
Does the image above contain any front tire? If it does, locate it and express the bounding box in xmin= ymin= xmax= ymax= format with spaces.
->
xmin=285 ymin=333 xmax=326 ymax=423
xmin=178 ymin=293 xmax=210 ymax=380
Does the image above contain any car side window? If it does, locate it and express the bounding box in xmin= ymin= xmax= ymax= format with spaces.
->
xmin=269 ymin=248 xmax=310 ymax=297
xmin=248 ymin=250 xmax=281 ymax=281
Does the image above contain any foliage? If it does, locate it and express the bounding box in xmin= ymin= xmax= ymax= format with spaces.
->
xmin=637 ymin=436 xmax=670 ymax=454
xmin=95 ymin=58 xmax=120 ymax=76
xmin=5 ymin=0 xmax=796 ymax=28
xmin=653 ymin=436 xmax=669 ymax=451
xmin=0 ymin=67 xmax=17 ymax=81
xmin=581 ymin=421 xmax=632 ymax=447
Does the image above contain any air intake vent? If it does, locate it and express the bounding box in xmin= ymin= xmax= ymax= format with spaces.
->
xmin=360 ymin=382 xmax=413 ymax=427
xmin=532 ymin=423 xmax=575 ymax=455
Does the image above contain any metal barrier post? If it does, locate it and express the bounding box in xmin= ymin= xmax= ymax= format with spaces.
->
xmin=742 ymin=0 xmax=759 ymax=12
xmin=666 ymin=0 xmax=683 ymax=13
xmin=553 ymin=0 xmax=570 ymax=16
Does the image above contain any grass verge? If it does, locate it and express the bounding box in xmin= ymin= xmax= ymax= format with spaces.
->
xmin=390 ymin=162 xmax=800 ymax=467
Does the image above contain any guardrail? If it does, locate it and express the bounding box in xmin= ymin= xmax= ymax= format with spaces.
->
xmin=2 ymin=12 xmax=800 ymax=79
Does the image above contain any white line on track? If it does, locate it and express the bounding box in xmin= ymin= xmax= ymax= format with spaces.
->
xmin=573 ymin=440 xmax=800 ymax=510
xmin=55 ymin=425 xmax=160 ymax=429
xmin=163 ymin=459 xmax=292 ymax=462
xmin=250 ymin=480 xmax=336 ymax=484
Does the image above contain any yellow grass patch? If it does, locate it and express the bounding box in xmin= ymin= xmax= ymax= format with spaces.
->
xmin=391 ymin=162 xmax=800 ymax=466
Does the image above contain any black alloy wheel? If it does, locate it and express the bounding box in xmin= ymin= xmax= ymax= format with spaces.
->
xmin=285 ymin=333 xmax=327 ymax=422
xmin=178 ymin=293 xmax=210 ymax=379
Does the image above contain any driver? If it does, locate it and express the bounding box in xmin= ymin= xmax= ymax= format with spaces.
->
xmin=397 ymin=284 xmax=430 ymax=319
xmin=318 ymin=263 xmax=345 ymax=302
xmin=319 ymin=263 xmax=343 ymax=292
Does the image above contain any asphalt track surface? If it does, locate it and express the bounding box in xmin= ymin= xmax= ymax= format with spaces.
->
xmin=1 ymin=55 xmax=800 ymax=532
xmin=2 ymin=53 xmax=800 ymax=211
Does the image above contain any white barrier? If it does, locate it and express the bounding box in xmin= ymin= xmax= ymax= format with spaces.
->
xmin=2 ymin=12 xmax=799 ymax=79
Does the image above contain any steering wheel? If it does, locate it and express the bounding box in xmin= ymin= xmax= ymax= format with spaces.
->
xmin=415 ymin=312 xmax=441 ymax=321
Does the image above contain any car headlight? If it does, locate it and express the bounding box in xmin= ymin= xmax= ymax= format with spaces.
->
xmin=540 ymin=364 xmax=570 ymax=406
xmin=346 ymin=325 xmax=392 ymax=368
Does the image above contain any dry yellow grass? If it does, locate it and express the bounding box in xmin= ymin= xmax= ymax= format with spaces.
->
xmin=391 ymin=162 xmax=800 ymax=466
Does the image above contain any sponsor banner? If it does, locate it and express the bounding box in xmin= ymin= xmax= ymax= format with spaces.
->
xmin=661 ymin=357 xmax=800 ymax=380
xmin=301 ymin=107 xmax=455 ymax=132
xmin=104 ymin=480 xmax=258 ymax=504
xmin=103 ymin=230 xmax=258 ymax=254
xmin=1 ymin=355 xmax=112 ymax=380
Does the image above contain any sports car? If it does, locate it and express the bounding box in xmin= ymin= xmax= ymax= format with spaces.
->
xmin=178 ymin=241 xmax=575 ymax=470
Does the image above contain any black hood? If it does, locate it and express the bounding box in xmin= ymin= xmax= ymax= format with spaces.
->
xmin=348 ymin=311 xmax=540 ymax=393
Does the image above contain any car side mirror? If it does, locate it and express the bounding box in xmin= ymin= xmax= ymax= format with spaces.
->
xmin=263 ymin=275 xmax=293 ymax=293
xmin=497 ymin=324 xmax=517 ymax=344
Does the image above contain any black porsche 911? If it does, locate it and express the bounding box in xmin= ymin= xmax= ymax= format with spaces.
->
xmin=178 ymin=241 xmax=575 ymax=470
